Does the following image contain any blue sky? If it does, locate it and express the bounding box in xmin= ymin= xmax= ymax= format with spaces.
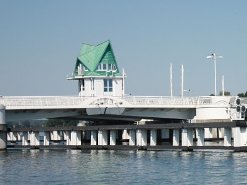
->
xmin=0 ymin=1 xmax=247 ymax=96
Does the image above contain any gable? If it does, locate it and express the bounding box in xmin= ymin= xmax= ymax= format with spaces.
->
xmin=74 ymin=41 xmax=120 ymax=76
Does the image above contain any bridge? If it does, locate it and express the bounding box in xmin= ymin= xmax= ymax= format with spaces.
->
xmin=0 ymin=40 xmax=246 ymax=151
xmin=0 ymin=95 xmax=243 ymax=122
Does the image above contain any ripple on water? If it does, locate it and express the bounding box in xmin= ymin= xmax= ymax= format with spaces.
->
xmin=1 ymin=150 xmax=247 ymax=185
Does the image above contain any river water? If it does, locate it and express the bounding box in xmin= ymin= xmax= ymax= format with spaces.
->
xmin=0 ymin=149 xmax=247 ymax=185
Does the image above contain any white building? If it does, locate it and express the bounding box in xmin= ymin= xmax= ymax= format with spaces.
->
xmin=67 ymin=40 xmax=125 ymax=97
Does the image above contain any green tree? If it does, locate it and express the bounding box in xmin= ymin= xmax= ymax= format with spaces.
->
xmin=219 ymin=91 xmax=231 ymax=96
xmin=237 ymin=91 xmax=247 ymax=97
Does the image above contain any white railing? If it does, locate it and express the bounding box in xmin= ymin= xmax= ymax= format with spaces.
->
xmin=0 ymin=95 xmax=214 ymax=110
xmin=0 ymin=96 xmax=89 ymax=108
xmin=123 ymin=96 xmax=212 ymax=106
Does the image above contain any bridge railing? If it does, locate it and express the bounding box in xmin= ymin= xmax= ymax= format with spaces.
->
xmin=123 ymin=96 xmax=212 ymax=106
xmin=0 ymin=96 xmax=88 ymax=108
xmin=0 ymin=95 xmax=214 ymax=109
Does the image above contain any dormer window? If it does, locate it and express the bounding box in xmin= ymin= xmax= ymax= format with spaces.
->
xmin=83 ymin=66 xmax=88 ymax=71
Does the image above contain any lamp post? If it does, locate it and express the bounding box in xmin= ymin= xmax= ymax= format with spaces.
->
xmin=206 ymin=53 xmax=223 ymax=96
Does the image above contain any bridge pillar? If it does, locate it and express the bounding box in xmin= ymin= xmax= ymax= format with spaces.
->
xmin=196 ymin=128 xmax=205 ymax=146
xmin=110 ymin=130 xmax=116 ymax=145
xmin=30 ymin=131 xmax=40 ymax=146
xmin=122 ymin=129 xmax=129 ymax=140
xmin=224 ymin=128 xmax=232 ymax=146
xmin=150 ymin=129 xmax=157 ymax=146
xmin=233 ymin=127 xmax=247 ymax=147
xmin=136 ymin=129 xmax=147 ymax=146
xmin=204 ymin=128 xmax=212 ymax=139
xmin=43 ymin=131 xmax=50 ymax=146
xmin=70 ymin=131 xmax=81 ymax=146
xmin=7 ymin=132 xmax=17 ymax=142
xmin=51 ymin=131 xmax=62 ymax=141
xmin=22 ymin=132 xmax=29 ymax=146
xmin=218 ymin=128 xmax=224 ymax=139
xmin=182 ymin=129 xmax=193 ymax=147
xmin=0 ymin=105 xmax=7 ymax=150
xmin=90 ymin=130 xmax=97 ymax=145
xmin=173 ymin=129 xmax=180 ymax=146
xmin=64 ymin=131 xmax=71 ymax=145
xmin=98 ymin=130 xmax=108 ymax=146
xmin=129 ymin=130 xmax=136 ymax=146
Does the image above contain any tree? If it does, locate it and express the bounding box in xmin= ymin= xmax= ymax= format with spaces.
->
xmin=219 ymin=91 xmax=231 ymax=96
xmin=237 ymin=91 xmax=247 ymax=97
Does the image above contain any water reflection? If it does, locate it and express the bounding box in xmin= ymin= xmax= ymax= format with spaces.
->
xmin=0 ymin=150 xmax=247 ymax=184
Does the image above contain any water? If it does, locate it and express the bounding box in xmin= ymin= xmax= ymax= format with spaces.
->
xmin=0 ymin=150 xmax=247 ymax=185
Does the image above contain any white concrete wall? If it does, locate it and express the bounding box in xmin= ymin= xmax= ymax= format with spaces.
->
xmin=194 ymin=107 xmax=230 ymax=121
xmin=79 ymin=78 xmax=123 ymax=97
xmin=113 ymin=79 xmax=123 ymax=96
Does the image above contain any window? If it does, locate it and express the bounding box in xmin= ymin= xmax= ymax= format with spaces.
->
xmin=104 ymin=79 xmax=113 ymax=92
xmin=108 ymin=64 xmax=112 ymax=71
xmin=83 ymin=66 xmax=88 ymax=71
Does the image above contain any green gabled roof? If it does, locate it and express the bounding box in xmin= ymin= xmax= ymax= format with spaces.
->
xmin=73 ymin=40 xmax=120 ymax=77
xmin=78 ymin=41 xmax=109 ymax=71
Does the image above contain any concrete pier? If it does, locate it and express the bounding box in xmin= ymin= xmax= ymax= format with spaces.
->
xmin=182 ymin=129 xmax=193 ymax=147
xmin=172 ymin=129 xmax=180 ymax=146
xmin=136 ymin=129 xmax=147 ymax=146
xmin=90 ymin=130 xmax=97 ymax=145
xmin=98 ymin=130 xmax=108 ymax=146
xmin=224 ymin=128 xmax=232 ymax=146
xmin=0 ymin=105 xmax=7 ymax=150
xmin=30 ymin=131 xmax=40 ymax=146
xmin=150 ymin=129 xmax=157 ymax=146
xmin=110 ymin=130 xmax=117 ymax=145
xmin=70 ymin=131 xmax=81 ymax=146
xmin=43 ymin=131 xmax=50 ymax=146
xmin=129 ymin=130 xmax=136 ymax=146
xmin=22 ymin=132 xmax=29 ymax=146
xmin=196 ymin=128 xmax=205 ymax=146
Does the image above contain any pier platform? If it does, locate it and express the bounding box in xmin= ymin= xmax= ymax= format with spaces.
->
xmin=6 ymin=121 xmax=247 ymax=152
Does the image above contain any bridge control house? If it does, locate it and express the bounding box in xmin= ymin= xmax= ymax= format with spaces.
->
xmin=67 ymin=40 xmax=125 ymax=97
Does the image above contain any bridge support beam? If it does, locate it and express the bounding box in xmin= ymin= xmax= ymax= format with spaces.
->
xmin=30 ymin=131 xmax=40 ymax=146
xmin=90 ymin=130 xmax=97 ymax=145
xmin=224 ymin=128 xmax=232 ymax=146
xmin=0 ymin=105 xmax=7 ymax=150
xmin=136 ymin=129 xmax=147 ymax=146
xmin=173 ymin=129 xmax=180 ymax=146
xmin=110 ymin=130 xmax=116 ymax=145
xmin=182 ymin=129 xmax=193 ymax=147
xmin=196 ymin=128 xmax=205 ymax=146
xmin=150 ymin=129 xmax=157 ymax=146
xmin=129 ymin=130 xmax=136 ymax=146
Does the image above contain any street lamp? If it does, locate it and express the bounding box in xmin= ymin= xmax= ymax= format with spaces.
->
xmin=206 ymin=53 xmax=223 ymax=96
